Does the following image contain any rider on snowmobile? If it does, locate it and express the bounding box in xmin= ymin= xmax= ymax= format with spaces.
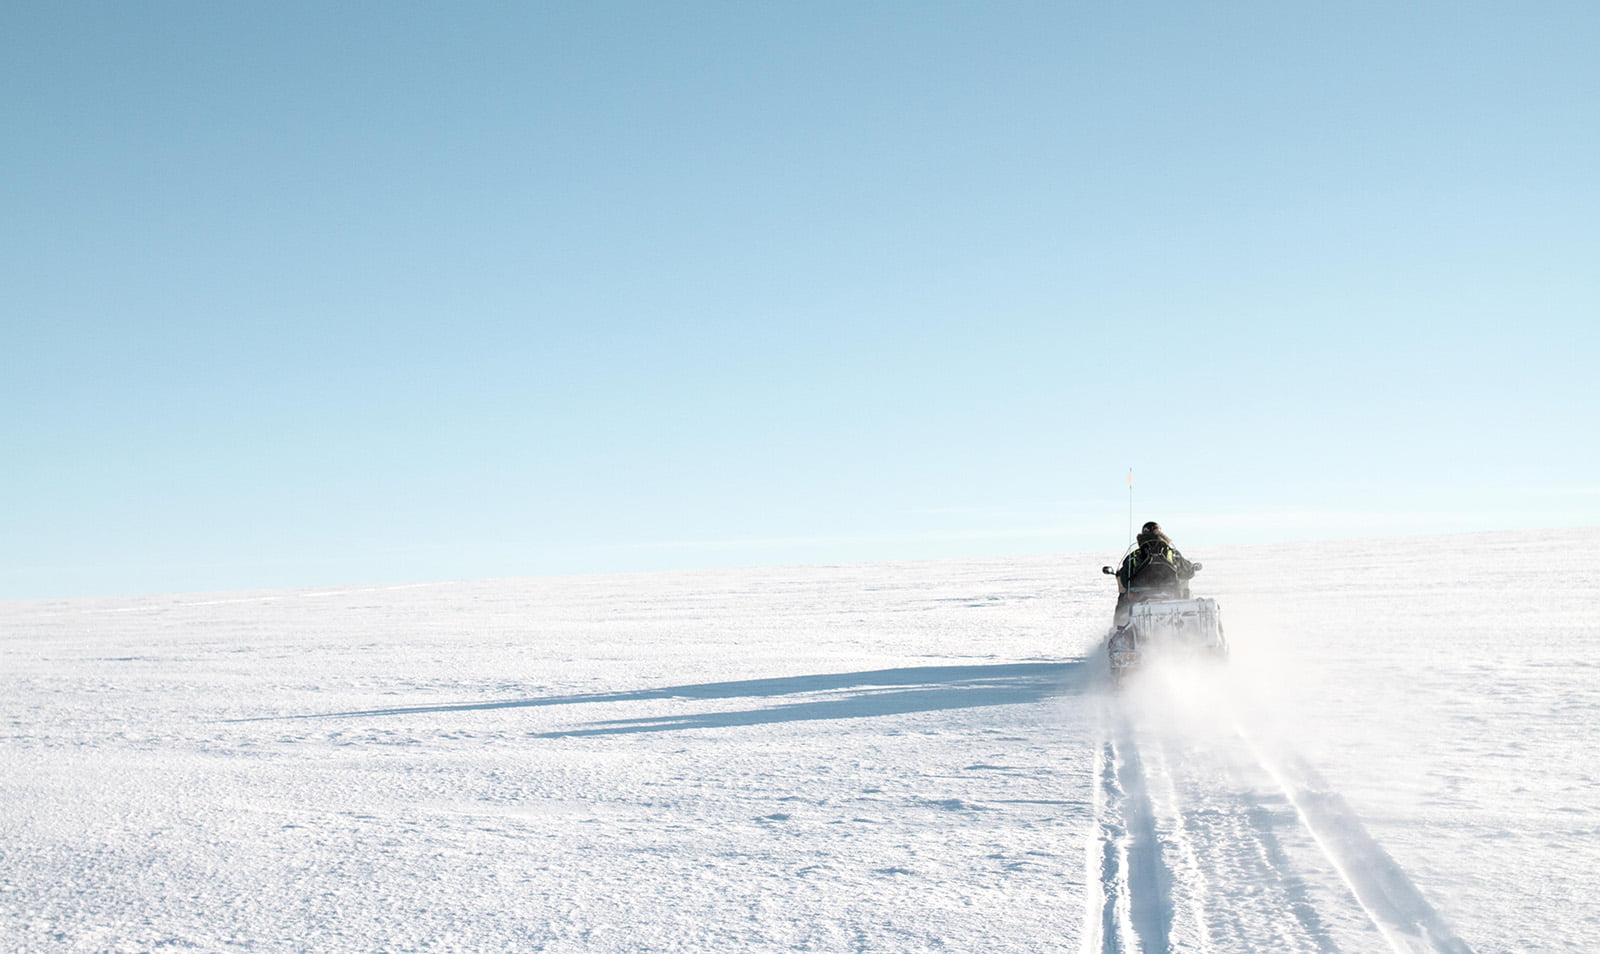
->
xmin=1113 ymin=521 xmax=1199 ymax=625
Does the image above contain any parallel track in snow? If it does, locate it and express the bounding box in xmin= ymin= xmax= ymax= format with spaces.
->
xmin=1236 ymin=725 xmax=1475 ymax=954
xmin=1086 ymin=707 xmax=1172 ymax=954
xmin=1083 ymin=675 xmax=1475 ymax=954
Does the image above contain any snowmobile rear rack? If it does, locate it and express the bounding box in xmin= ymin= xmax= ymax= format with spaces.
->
xmin=1107 ymin=597 xmax=1227 ymax=686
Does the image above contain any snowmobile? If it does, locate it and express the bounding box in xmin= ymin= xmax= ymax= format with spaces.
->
xmin=1102 ymin=551 xmax=1227 ymax=686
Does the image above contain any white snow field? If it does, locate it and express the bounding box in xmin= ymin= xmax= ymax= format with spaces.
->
xmin=2 ymin=528 xmax=1596 ymax=954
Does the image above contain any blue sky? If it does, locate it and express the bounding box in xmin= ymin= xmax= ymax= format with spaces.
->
xmin=5 ymin=2 xmax=1597 ymax=598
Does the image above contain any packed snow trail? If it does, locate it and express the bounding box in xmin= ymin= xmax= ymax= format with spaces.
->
xmin=1088 ymin=705 xmax=1175 ymax=954
xmin=1085 ymin=661 xmax=1475 ymax=954
xmin=1239 ymin=729 xmax=1475 ymax=954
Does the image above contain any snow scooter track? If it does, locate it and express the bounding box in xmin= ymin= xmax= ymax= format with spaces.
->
xmin=1083 ymin=673 xmax=1474 ymax=954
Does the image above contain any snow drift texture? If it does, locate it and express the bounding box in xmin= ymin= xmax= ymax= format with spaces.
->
xmin=2 ymin=528 xmax=1596 ymax=953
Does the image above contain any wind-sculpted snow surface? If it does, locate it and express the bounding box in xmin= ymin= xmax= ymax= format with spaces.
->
xmin=1 ymin=562 xmax=1102 ymax=952
xmin=2 ymin=529 xmax=1597 ymax=952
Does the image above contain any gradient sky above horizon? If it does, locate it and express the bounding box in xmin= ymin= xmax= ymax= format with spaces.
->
xmin=5 ymin=2 xmax=1597 ymax=599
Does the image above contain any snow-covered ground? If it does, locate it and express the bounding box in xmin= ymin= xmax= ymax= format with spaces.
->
xmin=2 ymin=529 xmax=1596 ymax=953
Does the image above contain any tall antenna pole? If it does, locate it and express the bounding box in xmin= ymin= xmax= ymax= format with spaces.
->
xmin=1127 ymin=468 xmax=1134 ymax=547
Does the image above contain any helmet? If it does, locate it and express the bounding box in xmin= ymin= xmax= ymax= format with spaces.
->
xmin=1136 ymin=521 xmax=1170 ymax=547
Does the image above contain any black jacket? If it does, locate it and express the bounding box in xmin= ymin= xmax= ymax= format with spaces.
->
xmin=1116 ymin=542 xmax=1196 ymax=595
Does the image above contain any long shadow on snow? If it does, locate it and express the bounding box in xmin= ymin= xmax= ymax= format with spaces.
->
xmin=245 ymin=661 xmax=1090 ymax=731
